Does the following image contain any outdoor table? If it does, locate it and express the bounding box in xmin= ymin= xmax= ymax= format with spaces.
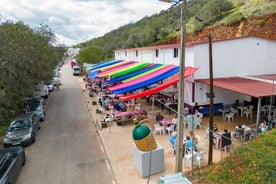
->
xmin=159 ymin=119 xmax=172 ymax=126
xmin=218 ymin=109 xmax=230 ymax=120
xmin=114 ymin=109 xmax=144 ymax=118
xmin=237 ymin=106 xmax=248 ymax=116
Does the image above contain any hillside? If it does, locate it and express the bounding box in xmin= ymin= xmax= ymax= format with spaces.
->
xmin=80 ymin=0 xmax=276 ymax=63
xmin=189 ymin=129 xmax=276 ymax=184
xmin=156 ymin=13 xmax=276 ymax=45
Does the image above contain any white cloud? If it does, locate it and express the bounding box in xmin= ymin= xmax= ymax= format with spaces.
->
xmin=1 ymin=0 xmax=170 ymax=46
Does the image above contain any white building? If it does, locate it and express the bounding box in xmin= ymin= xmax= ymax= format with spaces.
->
xmin=114 ymin=36 xmax=276 ymax=124
xmin=67 ymin=47 xmax=80 ymax=59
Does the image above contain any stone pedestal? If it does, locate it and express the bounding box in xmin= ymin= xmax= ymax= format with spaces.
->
xmin=132 ymin=142 xmax=164 ymax=177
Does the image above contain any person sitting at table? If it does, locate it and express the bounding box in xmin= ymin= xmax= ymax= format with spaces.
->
xmin=185 ymin=136 xmax=197 ymax=153
xmin=212 ymin=124 xmax=219 ymax=132
xmin=169 ymin=131 xmax=177 ymax=146
xmin=234 ymin=125 xmax=245 ymax=139
xmin=221 ymin=129 xmax=231 ymax=150
xmin=155 ymin=112 xmax=164 ymax=124
xmin=171 ymin=114 xmax=178 ymax=129
xmin=189 ymin=131 xmax=199 ymax=147
xmin=259 ymin=123 xmax=268 ymax=132
xmin=263 ymin=115 xmax=275 ymax=129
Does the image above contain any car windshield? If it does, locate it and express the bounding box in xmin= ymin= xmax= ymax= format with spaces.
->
xmin=26 ymin=103 xmax=41 ymax=111
xmin=45 ymin=81 xmax=53 ymax=85
xmin=8 ymin=120 xmax=31 ymax=131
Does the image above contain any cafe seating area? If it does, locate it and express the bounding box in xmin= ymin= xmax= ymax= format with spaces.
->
xmin=83 ymin=76 xmax=275 ymax=173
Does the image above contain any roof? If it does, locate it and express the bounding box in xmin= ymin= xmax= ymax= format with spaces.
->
xmin=196 ymin=77 xmax=276 ymax=98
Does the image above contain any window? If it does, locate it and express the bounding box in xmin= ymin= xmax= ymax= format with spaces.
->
xmin=155 ymin=49 xmax=159 ymax=57
xmin=125 ymin=51 xmax=127 ymax=57
xmin=136 ymin=50 xmax=138 ymax=57
xmin=173 ymin=48 xmax=178 ymax=58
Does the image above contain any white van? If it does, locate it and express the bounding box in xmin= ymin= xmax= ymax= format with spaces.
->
xmin=73 ymin=66 xmax=81 ymax=76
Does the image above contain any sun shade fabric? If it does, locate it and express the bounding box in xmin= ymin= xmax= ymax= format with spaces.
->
xmin=122 ymin=64 xmax=168 ymax=82
xmin=110 ymin=62 xmax=151 ymax=78
xmin=112 ymin=67 xmax=180 ymax=94
xmin=88 ymin=59 xmax=123 ymax=71
xmin=103 ymin=63 xmax=162 ymax=85
xmin=96 ymin=62 xmax=137 ymax=77
xmin=109 ymin=65 xmax=177 ymax=91
xmin=120 ymin=67 xmax=197 ymax=100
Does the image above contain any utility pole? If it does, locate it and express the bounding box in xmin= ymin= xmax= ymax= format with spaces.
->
xmin=159 ymin=0 xmax=186 ymax=173
xmin=208 ymin=33 xmax=214 ymax=165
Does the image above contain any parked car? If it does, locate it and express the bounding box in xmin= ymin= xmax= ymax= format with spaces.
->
xmin=25 ymin=102 xmax=46 ymax=121
xmin=53 ymin=77 xmax=61 ymax=86
xmin=0 ymin=146 xmax=26 ymax=184
xmin=45 ymin=80 xmax=54 ymax=92
xmin=33 ymin=83 xmax=49 ymax=99
xmin=24 ymin=96 xmax=45 ymax=107
xmin=3 ymin=113 xmax=40 ymax=148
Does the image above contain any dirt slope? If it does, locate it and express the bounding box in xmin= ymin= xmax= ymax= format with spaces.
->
xmin=156 ymin=13 xmax=276 ymax=45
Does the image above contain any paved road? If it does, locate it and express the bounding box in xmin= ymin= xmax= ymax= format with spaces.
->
xmin=17 ymin=64 xmax=114 ymax=184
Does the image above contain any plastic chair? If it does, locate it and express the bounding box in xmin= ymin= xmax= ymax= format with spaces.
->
xmin=196 ymin=151 xmax=206 ymax=168
xmin=244 ymin=109 xmax=253 ymax=119
xmin=166 ymin=125 xmax=174 ymax=134
xmin=168 ymin=141 xmax=176 ymax=154
xmin=154 ymin=124 xmax=164 ymax=135
xmin=225 ymin=112 xmax=234 ymax=122
xmin=194 ymin=117 xmax=202 ymax=129
xmin=230 ymin=107 xmax=239 ymax=117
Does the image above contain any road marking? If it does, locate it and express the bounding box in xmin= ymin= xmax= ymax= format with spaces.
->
xmin=100 ymin=144 xmax=104 ymax=152
xmin=105 ymin=159 xmax=111 ymax=170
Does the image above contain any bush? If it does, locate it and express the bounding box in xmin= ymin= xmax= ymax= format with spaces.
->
xmin=224 ymin=11 xmax=244 ymax=26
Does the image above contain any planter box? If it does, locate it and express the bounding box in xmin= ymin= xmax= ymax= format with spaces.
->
xmin=132 ymin=142 xmax=164 ymax=177
xmin=101 ymin=122 xmax=107 ymax=128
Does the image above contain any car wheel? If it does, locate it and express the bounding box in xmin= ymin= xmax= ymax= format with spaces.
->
xmin=32 ymin=135 xmax=36 ymax=143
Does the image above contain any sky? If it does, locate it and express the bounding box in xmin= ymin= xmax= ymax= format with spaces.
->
xmin=0 ymin=0 xmax=171 ymax=46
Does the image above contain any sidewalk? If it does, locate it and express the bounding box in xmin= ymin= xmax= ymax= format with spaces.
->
xmin=78 ymin=78 xmax=232 ymax=184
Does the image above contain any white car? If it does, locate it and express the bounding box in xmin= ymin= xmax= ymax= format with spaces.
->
xmin=45 ymin=81 xmax=54 ymax=92
xmin=34 ymin=84 xmax=49 ymax=98
xmin=53 ymin=77 xmax=61 ymax=86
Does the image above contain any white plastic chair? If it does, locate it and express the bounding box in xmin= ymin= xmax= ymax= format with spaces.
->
xmin=194 ymin=117 xmax=202 ymax=129
xmin=135 ymin=103 xmax=141 ymax=111
xmin=196 ymin=150 xmax=206 ymax=168
xmin=244 ymin=109 xmax=253 ymax=119
xmin=184 ymin=150 xmax=197 ymax=169
xmin=230 ymin=107 xmax=239 ymax=117
xmin=225 ymin=112 xmax=234 ymax=122
xmin=166 ymin=125 xmax=174 ymax=134
xmin=154 ymin=124 xmax=164 ymax=135
xmin=168 ymin=141 xmax=176 ymax=154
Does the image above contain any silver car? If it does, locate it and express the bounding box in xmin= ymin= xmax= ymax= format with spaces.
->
xmin=3 ymin=113 xmax=40 ymax=147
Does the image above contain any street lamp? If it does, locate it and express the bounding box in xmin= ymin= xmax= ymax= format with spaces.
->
xmin=159 ymin=0 xmax=186 ymax=173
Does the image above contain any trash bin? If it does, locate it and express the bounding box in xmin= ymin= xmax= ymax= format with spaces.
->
xmin=157 ymin=172 xmax=192 ymax=184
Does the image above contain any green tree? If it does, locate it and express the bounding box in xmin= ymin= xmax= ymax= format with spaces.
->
xmin=77 ymin=46 xmax=104 ymax=66
xmin=0 ymin=21 xmax=65 ymax=126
